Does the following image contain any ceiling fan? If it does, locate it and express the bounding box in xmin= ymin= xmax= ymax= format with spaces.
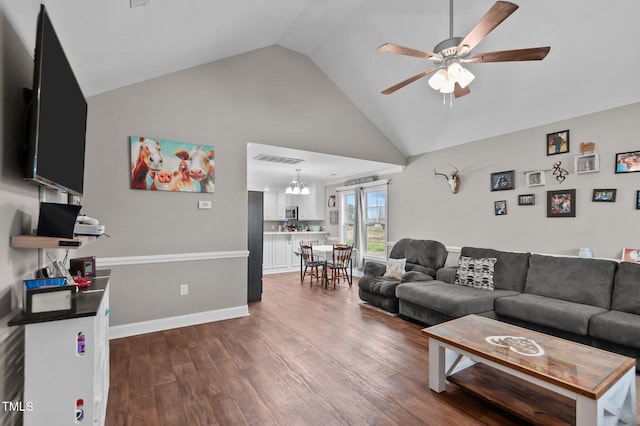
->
xmin=378 ymin=1 xmax=550 ymax=99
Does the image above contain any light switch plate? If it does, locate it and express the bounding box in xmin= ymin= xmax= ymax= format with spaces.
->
xmin=198 ymin=200 xmax=212 ymax=209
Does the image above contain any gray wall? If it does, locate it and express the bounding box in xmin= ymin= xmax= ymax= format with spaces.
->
xmin=76 ymin=45 xmax=405 ymax=328
xmin=385 ymin=102 xmax=640 ymax=260
xmin=0 ymin=9 xmax=38 ymax=424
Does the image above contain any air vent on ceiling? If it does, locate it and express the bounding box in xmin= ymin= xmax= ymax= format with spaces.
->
xmin=253 ymin=154 xmax=305 ymax=165
xmin=130 ymin=0 xmax=150 ymax=8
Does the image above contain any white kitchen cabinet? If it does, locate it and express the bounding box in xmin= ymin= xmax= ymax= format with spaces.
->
xmin=263 ymin=191 xmax=277 ymax=220
xmin=263 ymin=234 xmax=273 ymax=270
xmin=289 ymin=184 xmax=325 ymax=220
xmin=273 ymin=235 xmax=290 ymax=268
xmin=263 ymin=234 xmax=291 ymax=270
xmin=263 ymin=232 xmax=328 ymax=273
xmin=264 ymin=191 xmax=289 ymax=220
xmin=10 ymin=274 xmax=110 ymax=426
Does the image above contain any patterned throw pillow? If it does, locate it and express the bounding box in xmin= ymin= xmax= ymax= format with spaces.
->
xmin=455 ymin=256 xmax=497 ymax=290
xmin=383 ymin=258 xmax=407 ymax=280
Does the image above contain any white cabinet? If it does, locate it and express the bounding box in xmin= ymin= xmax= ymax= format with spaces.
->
xmin=263 ymin=232 xmax=328 ymax=273
xmin=273 ymin=235 xmax=290 ymax=268
xmin=289 ymin=184 xmax=325 ymax=220
xmin=263 ymin=234 xmax=291 ymax=270
xmin=263 ymin=191 xmax=277 ymax=220
xmin=263 ymin=234 xmax=273 ymax=270
xmin=18 ymin=276 xmax=110 ymax=426
xmin=263 ymin=191 xmax=289 ymax=220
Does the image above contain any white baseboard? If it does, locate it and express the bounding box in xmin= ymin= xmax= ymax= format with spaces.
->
xmin=108 ymin=305 xmax=249 ymax=339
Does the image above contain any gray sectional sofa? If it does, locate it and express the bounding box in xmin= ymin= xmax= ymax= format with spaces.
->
xmin=361 ymin=243 xmax=640 ymax=367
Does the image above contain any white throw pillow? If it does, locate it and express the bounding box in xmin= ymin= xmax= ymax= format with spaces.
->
xmin=383 ymin=258 xmax=406 ymax=280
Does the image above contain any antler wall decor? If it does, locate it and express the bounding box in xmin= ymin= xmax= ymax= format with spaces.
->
xmin=434 ymin=165 xmax=460 ymax=193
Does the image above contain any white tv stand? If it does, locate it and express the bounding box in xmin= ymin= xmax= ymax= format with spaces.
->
xmin=9 ymin=271 xmax=110 ymax=426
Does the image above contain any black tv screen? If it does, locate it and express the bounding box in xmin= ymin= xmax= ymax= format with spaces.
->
xmin=25 ymin=4 xmax=87 ymax=197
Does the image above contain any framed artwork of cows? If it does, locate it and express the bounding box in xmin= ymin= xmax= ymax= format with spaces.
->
xmin=130 ymin=136 xmax=215 ymax=193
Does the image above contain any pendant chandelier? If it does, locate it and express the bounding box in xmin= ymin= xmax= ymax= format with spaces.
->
xmin=285 ymin=169 xmax=310 ymax=195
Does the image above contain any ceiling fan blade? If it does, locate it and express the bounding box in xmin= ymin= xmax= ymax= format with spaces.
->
xmin=454 ymin=83 xmax=471 ymax=98
xmin=456 ymin=1 xmax=519 ymax=55
xmin=471 ymin=46 xmax=550 ymax=63
xmin=381 ymin=68 xmax=437 ymax=94
xmin=378 ymin=43 xmax=434 ymax=60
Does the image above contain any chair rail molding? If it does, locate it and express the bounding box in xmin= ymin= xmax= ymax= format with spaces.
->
xmin=97 ymin=250 xmax=249 ymax=267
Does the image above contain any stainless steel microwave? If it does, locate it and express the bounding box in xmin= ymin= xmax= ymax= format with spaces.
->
xmin=285 ymin=205 xmax=298 ymax=220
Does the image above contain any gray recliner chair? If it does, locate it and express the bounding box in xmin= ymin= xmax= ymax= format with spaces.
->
xmin=358 ymin=238 xmax=448 ymax=313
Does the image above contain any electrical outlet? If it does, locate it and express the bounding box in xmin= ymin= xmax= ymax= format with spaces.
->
xmin=198 ymin=200 xmax=212 ymax=209
xmin=180 ymin=284 xmax=188 ymax=295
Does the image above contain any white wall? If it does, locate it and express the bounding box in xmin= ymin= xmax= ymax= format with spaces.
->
xmin=385 ymin=102 xmax=640 ymax=260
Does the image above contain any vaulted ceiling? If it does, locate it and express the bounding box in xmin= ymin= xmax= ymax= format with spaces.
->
xmin=4 ymin=0 xmax=640 ymax=157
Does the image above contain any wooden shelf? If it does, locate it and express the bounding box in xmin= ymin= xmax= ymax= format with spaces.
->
xmin=11 ymin=235 xmax=99 ymax=249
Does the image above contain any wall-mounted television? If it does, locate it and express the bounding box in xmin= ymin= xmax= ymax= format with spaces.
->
xmin=24 ymin=4 xmax=87 ymax=197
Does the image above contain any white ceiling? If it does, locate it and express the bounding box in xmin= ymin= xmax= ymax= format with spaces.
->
xmin=4 ymin=0 xmax=640 ymax=182
xmin=247 ymin=143 xmax=404 ymax=191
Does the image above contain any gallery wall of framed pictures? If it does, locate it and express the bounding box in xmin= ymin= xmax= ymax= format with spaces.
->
xmin=489 ymin=129 xmax=639 ymax=219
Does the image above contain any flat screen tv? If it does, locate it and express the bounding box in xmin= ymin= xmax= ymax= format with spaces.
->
xmin=24 ymin=4 xmax=87 ymax=197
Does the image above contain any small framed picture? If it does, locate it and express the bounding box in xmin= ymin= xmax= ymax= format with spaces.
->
xmin=636 ymin=190 xmax=640 ymax=210
xmin=574 ymin=153 xmax=599 ymax=174
xmin=622 ymin=248 xmax=640 ymax=263
xmin=491 ymin=170 xmax=515 ymax=191
xmin=547 ymin=189 xmax=576 ymax=218
xmin=494 ymin=200 xmax=507 ymax=215
xmin=518 ymin=194 xmax=535 ymax=206
xmin=525 ymin=171 xmax=545 ymax=187
xmin=329 ymin=210 xmax=338 ymax=225
xmin=592 ymin=189 xmax=616 ymax=202
xmin=328 ymin=195 xmax=336 ymax=208
xmin=615 ymin=151 xmax=640 ymax=173
xmin=547 ymin=130 xmax=570 ymax=156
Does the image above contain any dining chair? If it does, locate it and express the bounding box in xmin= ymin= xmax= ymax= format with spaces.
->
xmin=324 ymin=245 xmax=353 ymax=289
xmin=300 ymin=244 xmax=324 ymax=286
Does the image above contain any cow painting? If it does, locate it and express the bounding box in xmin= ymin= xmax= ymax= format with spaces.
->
xmin=129 ymin=136 xmax=215 ymax=193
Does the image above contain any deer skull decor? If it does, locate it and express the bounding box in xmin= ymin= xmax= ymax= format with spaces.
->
xmin=434 ymin=165 xmax=460 ymax=194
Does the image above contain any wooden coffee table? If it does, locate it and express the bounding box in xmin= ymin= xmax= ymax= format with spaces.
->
xmin=422 ymin=315 xmax=636 ymax=426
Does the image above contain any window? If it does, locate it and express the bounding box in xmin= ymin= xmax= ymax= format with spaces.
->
xmin=339 ymin=183 xmax=387 ymax=258
xmin=365 ymin=187 xmax=386 ymax=256
xmin=341 ymin=191 xmax=355 ymax=246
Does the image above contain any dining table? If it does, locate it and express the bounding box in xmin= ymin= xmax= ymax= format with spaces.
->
xmin=296 ymin=244 xmax=356 ymax=286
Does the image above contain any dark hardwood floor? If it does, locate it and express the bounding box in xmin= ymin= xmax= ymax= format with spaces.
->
xmin=105 ymin=272 xmax=639 ymax=425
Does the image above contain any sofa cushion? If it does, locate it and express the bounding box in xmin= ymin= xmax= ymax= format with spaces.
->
xmin=384 ymin=258 xmax=406 ymax=280
xmin=495 ymin=293 xmax=607 ymax=336
xmin=358 ymin=275 xmax=400 ymax=298
xmin=396 ymin=281 xmax=519 ymax=318
xmin=455 ymin=256 xmax=497 ymax=290
xmin=460 ymin=247 xmax=530 ymax=292
xmin=363 ymin=260 xmax=386 ymax=277
xmin=390 ymin=239 xmax=447 ymax=277
xmin=611 ymin=262 xmax=640 ymax=314
xmin=436 ymin=266 xmax=457 ymax=283
xmin=401 ymin=271 xmax=433 ymax=283
xmin=524 ymin=254 xmax=617 ymax=309
xmin=589 ymin=310 xmax=640 ymax=349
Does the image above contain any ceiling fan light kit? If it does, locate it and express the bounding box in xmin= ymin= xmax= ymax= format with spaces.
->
xmin=378 ymin=1 xmax=550 ymax=103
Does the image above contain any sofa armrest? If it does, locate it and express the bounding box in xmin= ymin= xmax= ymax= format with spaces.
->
xmin=401 ymin=271 xmax=434 ymax=283
xmin=436 ymin=267 xmax=457 ymax=284
xmin=363 ymin=260 xmax=386 ymax=277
